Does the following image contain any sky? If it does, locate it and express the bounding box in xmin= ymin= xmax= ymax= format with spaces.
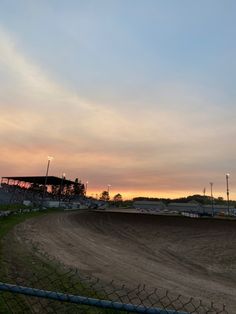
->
xmin=0 ymin=0 xmax=236 ymax=199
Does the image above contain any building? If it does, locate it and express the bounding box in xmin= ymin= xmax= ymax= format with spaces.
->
xmin=133 ymin=200 xmax=166 ymax=211
xmin=202 ymin=205 xmax=236 ymax=216
xmin=133 ymin=200 xmax=236 ymax=216
xmin=167 ymin=202 xmax=203 ymax=213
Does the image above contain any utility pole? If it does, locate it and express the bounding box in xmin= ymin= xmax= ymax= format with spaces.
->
xmin=210 ymin=182 xmax=214 ymax=216
xmin=41 ymin=156 xmax=53 ymax=208
xmin=107 ymin=184 xmax=111 ymax=201
xmin=85 ymin=181 xmax=88 ymax=196
xmin=59 ymin=173 xmax=66 ymax=207
xmin=226 ymin=173 xmax=230 ymax=215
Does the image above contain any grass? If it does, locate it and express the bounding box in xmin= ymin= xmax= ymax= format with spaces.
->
xmin=0 ymin=203 xmax=32 ymax=211
xmin=0 ymin=209 xmax=50 ymax=238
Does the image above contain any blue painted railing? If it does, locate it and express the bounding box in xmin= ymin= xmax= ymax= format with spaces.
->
xmin=0 ymin=282 xmax=188 ymax=314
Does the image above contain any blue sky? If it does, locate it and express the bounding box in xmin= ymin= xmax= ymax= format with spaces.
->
xmin=0 ymin=1 xmax=236 ymax=198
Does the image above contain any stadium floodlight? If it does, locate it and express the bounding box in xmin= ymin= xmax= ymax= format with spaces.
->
xmin=226 ymin=173 xmax=230 ymax=215
xmin=107 ymin=184 xmax=111 ymax=193
xmin=45 ymin=156 xmax=54 ymax=178
xmin=41 ymin=156 xmax=54 ymax=208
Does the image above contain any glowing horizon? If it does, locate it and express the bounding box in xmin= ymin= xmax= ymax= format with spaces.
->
xmin=86 ymin=188 xmax=236 ymax=201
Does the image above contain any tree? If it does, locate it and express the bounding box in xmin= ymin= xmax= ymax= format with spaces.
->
xmin=73 ymin=178 xmax=85 ymax=196
xmin=113 ymin=193 xmax=123 ymax=202
xmin=216 ymin=196 xmax=224 ymax=204
xmin=100 ymin=190 xmax=110 ymax=201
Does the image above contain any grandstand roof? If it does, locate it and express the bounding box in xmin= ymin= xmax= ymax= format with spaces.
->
xmin=2 ymin=176 xmax=75 ymax=186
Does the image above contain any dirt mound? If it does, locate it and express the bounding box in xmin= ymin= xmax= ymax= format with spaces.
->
xmin=15 ymin=211 xmax=236 ymax=311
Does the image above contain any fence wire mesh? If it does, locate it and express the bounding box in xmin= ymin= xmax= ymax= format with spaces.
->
xmin=0 ymin=256 xmax=229 ymax=314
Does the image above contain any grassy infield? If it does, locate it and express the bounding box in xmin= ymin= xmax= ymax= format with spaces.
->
xmin=0 ymin=208 xmax=118 ymax=314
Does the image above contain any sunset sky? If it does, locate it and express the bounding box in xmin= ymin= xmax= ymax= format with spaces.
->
xmin=0 ymin=1 xmax=236 ymax=199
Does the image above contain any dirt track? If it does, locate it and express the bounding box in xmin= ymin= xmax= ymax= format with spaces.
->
xmin=15 ymin=211 xmax=236 ymax=310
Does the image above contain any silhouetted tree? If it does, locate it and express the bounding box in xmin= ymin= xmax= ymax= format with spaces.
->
xmin=100 ymin=190 xmax=110 ymax=201
xmin=113 ymin=193 xmax=123 ymax=202
xmin=73 ymin=178 xmax=85 ymax=196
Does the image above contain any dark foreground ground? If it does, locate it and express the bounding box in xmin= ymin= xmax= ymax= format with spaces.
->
xmin=13 ymin=211 xmax=236 ymax=311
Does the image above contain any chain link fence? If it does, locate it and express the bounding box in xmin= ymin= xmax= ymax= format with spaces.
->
xmin=0 ymin=259 xmax=228 ymax=314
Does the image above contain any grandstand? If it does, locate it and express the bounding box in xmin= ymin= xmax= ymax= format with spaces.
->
xmin=0 ymin=176 xmax=85 ymax=206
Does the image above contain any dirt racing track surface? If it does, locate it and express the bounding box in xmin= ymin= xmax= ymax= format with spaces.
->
xmin=15 ymin=211 xmax=236 ymax=310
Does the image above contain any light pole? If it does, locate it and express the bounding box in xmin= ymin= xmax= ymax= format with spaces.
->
xmin=107 ymin=184 xmax=111 ymax=200
xmin=41 ymin=156 xmax=53 ymax=208
xmin=59 ymin=173 xmax=66 ymax=206
xmin=210 ymin=182 xmax=214 ymax=216
xmin=226 ymin=173 xmax=230 ymax=215
xmin=85 ymin=181 xmax=88 ymax=196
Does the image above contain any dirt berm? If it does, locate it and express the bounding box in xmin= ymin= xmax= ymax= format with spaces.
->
xmin=14 ymin=211 xmax=236 ymax=311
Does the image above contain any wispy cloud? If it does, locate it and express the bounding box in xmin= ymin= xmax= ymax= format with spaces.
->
xmin=0 ymin=25 xmax=235 ymax=198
